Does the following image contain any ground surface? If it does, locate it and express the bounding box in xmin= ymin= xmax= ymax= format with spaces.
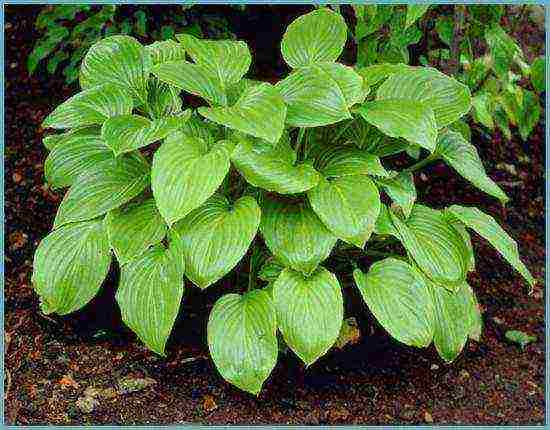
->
xmin=4 ymin=6 xmax=546 ymax=425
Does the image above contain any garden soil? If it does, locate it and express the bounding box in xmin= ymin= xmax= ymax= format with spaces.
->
xmin=4 ymin=5 xmax=546 ymax=425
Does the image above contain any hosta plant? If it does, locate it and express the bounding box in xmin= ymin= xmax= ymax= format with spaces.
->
xmin=34 ymin=9 xmax=536 ymax=395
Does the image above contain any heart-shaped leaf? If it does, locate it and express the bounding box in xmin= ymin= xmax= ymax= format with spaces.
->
xmin=54 ymin=153 xmax=150 ymax=229
xmin=231 ymin=134 xmax=320 ymax=194
xmin=44 ymin=134 xmax=114 ymax=189
xmin=353 ymin=258 xmax=434 ymax=347
xmin=260 ymin=196 xmax=337 ymax=275
xmin=101 ymin=113 xmax=187 ymax=156
xmin=177 ymin=34 xmax=251 ymax=86
xmin=280 ymin=8 xmax=347 ymax=68
xmin=151 ymin=133 xmax=232 ymax=226
xmin=32 ymin=219 xmax=111 ymax=315
xmin=272 ymin=267 xmax=343 ymax=366
xmin=208 ymin=289 xmax=278 ymax=395
xmin=436 ymin=130 xmax=508 ymax=203
xmin=173 ymin=195 xmax=261 ymax=289
xmin=152 ymin=61 xmax=227 ymax=106
xmin=355 ymin=100 xmax=438 ymax=151
xmin=80 ymin=35 xmax=152 ymax=104
xmin=116 ymin=243 xmax=184 ymax=355
xmin=308 ymin=175 xmax=380 ymax=248
xmin=376 ymin=67 xmax=471 ymax=128
xmin=314 ymin=146 xmax=390 ymax=178
xmin=105 ymin=198 xmax=167 ymax=265
xmin=446 ymin=205 xmax=535 ymax=288
xmin=42 ymin=84 xmax=133 ymax=129
xmin=390 ymin=204 xmax=471 ymax=288
xmin=199 ymin=83 xmax=286 ymax=144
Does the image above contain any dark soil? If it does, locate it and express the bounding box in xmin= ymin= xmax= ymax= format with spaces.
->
xmin=4 ymin=5 xmax=546 ymax=425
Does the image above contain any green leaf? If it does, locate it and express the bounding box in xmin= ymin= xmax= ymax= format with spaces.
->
xmin=390 ymin=205 xmax=470 ymax=288
xmin=173 ymin=195 xmax=260 ymax=289
xmin=356 ymin=63 xmax=413 ymax=87
xmin=405 ymin=5 xmax=430 ymax=28
xmin=435 ymin=17 xmax=453 ymax=46
xmin=258 ymin=258 xmax=285 ymax=283
xmin=446 ymin=205 xmax=535 ymax=288
xmin=145 ymin=40 xmax=186 ymax=64
xmin=199 ymin=82 xmax=286 ymax=144
xmin=177 ymin=34 xmax=251 ymax=86
xmin=376 ymin=67 xmax=472 ymax=128
xmin=116 ymin=243 xmax=183 ymax=355
xmin=273 ymin=267 xmax=343 ymax=365
xmin=505 ymin=330 xmax=536 ymax=349
xmin=42 ymin=126 xmax=101 ymax=151
xmin=101 ymin=113 xmax=186 ymax=156
xmin=429 ymin=280 xmax=473 ymax=362
xmin=208 ymin=290 xmax=278 ymax=395
xmin=105 ymin=198 xmax=167 ymax=265
xmin=146 ymin=77 xmax=184 ymax=119
xmin=353 ymin=258 xmax=434 ymax=347
xmin=436 ymin=130 xmax=508 ymax=203
xmin=80 ymin=35 xmax=152 ymax=104
xmin=471 ymin=93 xmax=495 ymax=129
xmin=152 ymin=60 xmax=227 ymax=106
xmin=27 ymin=26 xmax=69 ymax=75
xmin=375 ymin=171 xmax=416 ymax=218
xmin=151 ymin=133 xmax=232 ymax=226
xmin=355 ymin=100 xmax=438 ymax=151
xmin=44 ymin=134 xmax=113 ymax=189
xmin=464 ymin=283 xmax=482 ymax=341
xmin=280 ymin=8 xmax=347 ymax=68
xmin=54 ymin=154 xmax=150 ymax=229
xmin=42 ymin=84 xmax=133 ymax=129
xmin=260 ymin=196 xmax=337 ymax=276
xmin=517 ymin=90 xmax=541 ymax=141
xmin=308 ymin=175 xmax=380 ymax=248
xmin=485 ymin=25 xmax=524 ymax=78
xmin=530 ymin=57 xmax=545 ymax=94
xmin=374 ymin=203 xmax=399 ymax=236
xmin=32 ymin=219 xmax=111 ymax=315
xmin=276 ymin=63 xmax=364 ymax=128
xmin=314 ymin=146 xmax=391 ymax=178
xmin=231 ymin=134 xmax=320 ymax=194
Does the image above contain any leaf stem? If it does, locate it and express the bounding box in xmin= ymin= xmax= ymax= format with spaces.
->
xmin=332 ymin=120 xmax=354 ymax=143
xmin=295 ymin=128 xmax=306 ymax=160
xmin=363 ymin=250 xmax=397 ymax=258
xmin=405 ymin=154 xmax=438 ymax=172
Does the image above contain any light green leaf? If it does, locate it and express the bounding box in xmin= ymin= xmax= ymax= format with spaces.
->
xmin=177 ymin=34 xmax=251 ymax=86
xmin=313 ymin=63 xmax=367 ymax=107
xmin=376 ymin=67 xmax=472 ymax=128
xmin=374 ymin=203 xmax=399 ymax=236
xmin=260 ymin=196 xmax=337 ymax=276
xmin=429 ymin=280 xmax=473 ymax=362
xmin=356 ymin=63 xmax=413 ymax=87
xmin=308 ymin=175 xmax=380 ymax=248
xmin=405 ymin=5 xmax=430 ymax=28
xmin=390 ymin=204 xmax=470 ymax=288
xmin=436 ymin=130 xmax=508 ymax=203
xmin=273 ymin=267 xmax=343 ymax=366
xmin=42 ymin=84 xmax=133 ymax=129
xmin=376 ymin=171 xmax=416 ymax=218
xmin=446 ymin=205 xmax=535 ymax=288
xmin=80 ymin=35 xmax=152 ymax=104
xmin=199 ymin=82 xmax=286 ymax=144
xmin=44 ymin=134 xmax=113 ymax=189
xmin=505 ymin=330 xmax=536 ymax=349
xmin=353 ymin=258 xmax=434 ymax=347
xmin=464 ymin=283 xmax=482 ymax=341
xmin=485 ymin=25 xmax=524 ymax=78
xmin=101 ymin=113 xmax=187 ymax=156
xmin=32 ymin=219 xmax=111 ymax=315
xmin=146 ymin=77 xmax=183 ymax=119
xmin=173 ymin=195 xmax=260 ymax=289
xmin=314 ymin=146 xmax=391 ymax=178
xmin=54 ymin=154 xmax=150 ymax=229
xmin=276 ymin=64 xmax=355 ymax=128
xmin=105 ymin=198 xmax=167 ymax=265
xmin=231 ymin=134 xmax=319 ymax=194
xmin=151 ymin=133 xmax=232 ymax=226
xmin=42 ymin=126 xmax=101 ymax=151
xmin=531 ymin=57 xmax=545 ymax=94
xmin=145 ymin=40 xmax=186 ymax=64
xmin=208 ymin=289 xmax=278 ymax=395
xmin=355 ymin=100 xmax=438 ymax=151
xmin=152 ymin=60 xmax=227 ymax=106
xmin=280 ymin=8 xmax=347 ymax=68
xmin=116 ymin=243 xmax=183 ymax=355
xmin=471 ymin=92 xmax=495 ymax=129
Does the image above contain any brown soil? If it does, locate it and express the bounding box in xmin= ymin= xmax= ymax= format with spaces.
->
xmin=4 ymin=5 xmax=546 ymax=425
